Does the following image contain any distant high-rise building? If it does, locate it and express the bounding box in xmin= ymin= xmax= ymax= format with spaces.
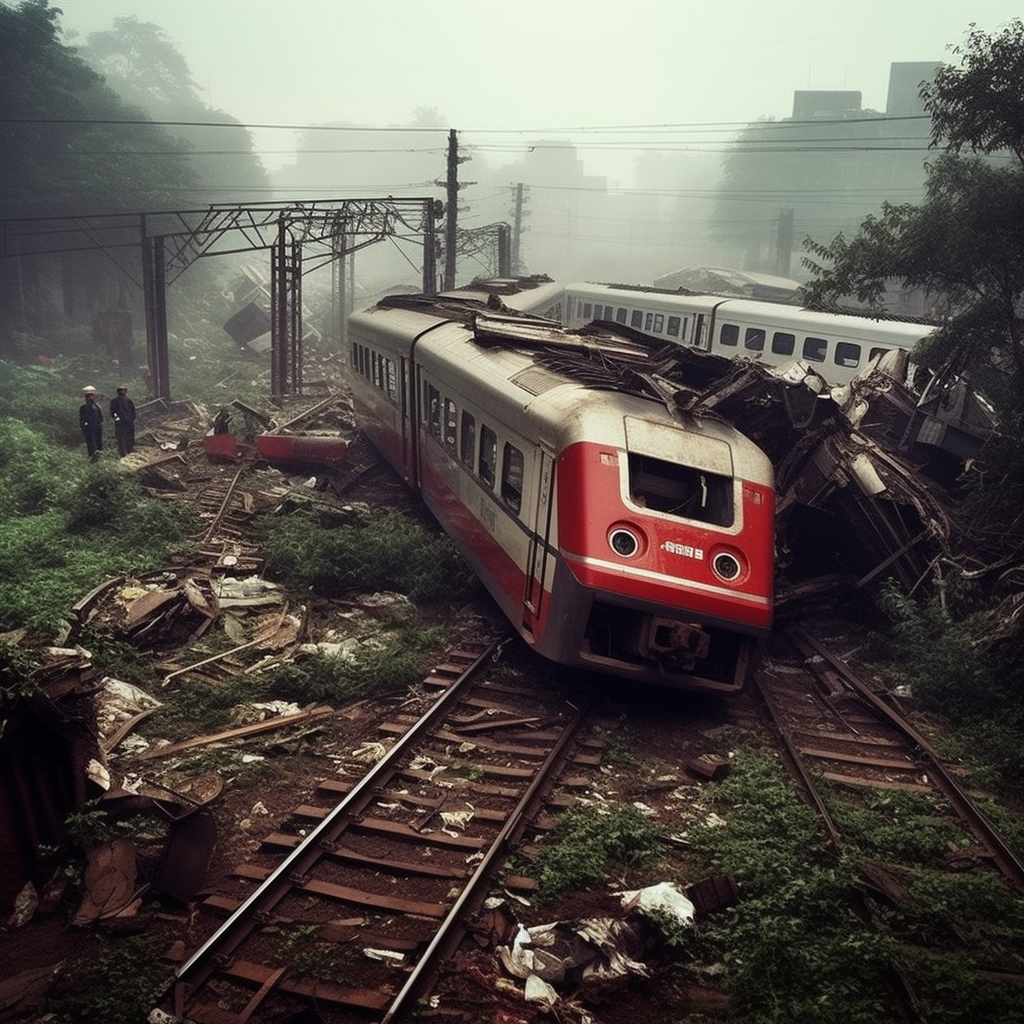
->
xmin=885 ymin=62 xmax=942 ymax=116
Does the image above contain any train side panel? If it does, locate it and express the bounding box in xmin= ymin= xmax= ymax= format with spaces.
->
xmin=562 ymin=282 xmax=932 ymax=384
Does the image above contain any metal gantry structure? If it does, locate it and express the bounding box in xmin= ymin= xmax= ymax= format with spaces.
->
xmin=1 ymin=198 xmax=445 ymax=399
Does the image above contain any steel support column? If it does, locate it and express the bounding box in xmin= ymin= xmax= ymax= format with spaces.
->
xmin=271 ymin=220 xmax=302 ymax=397
xmin=141 ymin=232 xmax=170 ymax=400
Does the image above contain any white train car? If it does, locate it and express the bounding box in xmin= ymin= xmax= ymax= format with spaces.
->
xmin=347 ymin=293 xmax=776 ymax=693
xmin=562 ymin=282 xmax=934 ymax=385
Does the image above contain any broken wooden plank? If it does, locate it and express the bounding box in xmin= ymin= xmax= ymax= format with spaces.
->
xmin=137 ymin=705 xmax=334 ymax=760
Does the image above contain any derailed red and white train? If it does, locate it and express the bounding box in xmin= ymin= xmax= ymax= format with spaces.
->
xmin=346 ymin=288 xmax=775 ymax=692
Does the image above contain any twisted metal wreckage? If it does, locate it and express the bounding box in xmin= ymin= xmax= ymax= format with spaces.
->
xmin=470 ymin=307 xmax=1011 ymax=625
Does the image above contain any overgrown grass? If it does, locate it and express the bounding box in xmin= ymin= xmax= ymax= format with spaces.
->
xmin=685 ymin=749 xmax=1024 ymax=1024
xmin=867 ymin=583 xmax=1024 ymax=790
xmin=254 ymin=507 xmax=478 ymax=603
xmin=47 ymin=936 xmax=172 ymax=1024
xmin=0 ymin=420 xmax=198 ymax=636
xmin=265 ymin=624 xmax=449 ymax=705
xmin=534 ymin=802 xmax=665 ymax=898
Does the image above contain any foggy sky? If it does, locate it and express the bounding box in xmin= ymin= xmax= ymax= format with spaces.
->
xmin=57 ymin=0 xmax=1023 ymax=185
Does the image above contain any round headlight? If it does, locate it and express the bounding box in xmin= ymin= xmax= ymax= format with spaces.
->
xmin=609 ymin=528 xmax=639 ymax=558
xmin=712 ymin=551 xmax=742 ymax=582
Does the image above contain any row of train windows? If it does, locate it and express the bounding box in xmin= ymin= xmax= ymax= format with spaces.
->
xmin=352 ymin=342 xmax=398 ymax=399
xmin=576 ymin=300 xmax=686 ymax=339
xmin=424 ymin=382 xmax=525 ymax=515
xmin=716 ymin=323 xmax=881 ymax=368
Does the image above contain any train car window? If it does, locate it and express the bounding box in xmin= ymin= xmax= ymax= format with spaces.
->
xmin=653 ymin=314 xmax=665 ymax=333
xmin=772 ymin=331 xmax=795 ymax=356
xmin=628 ymin=453 xmax=733 ymax=527
xmin=372 ymin=352 xmax=381 ymax=389
xmin=802 ymin=336 xmax=827 ymax=363
xmin=460 ymin=410 xmax=476 ymax=467
xmin=719 ymin=324 xmax=739 ymax=347
xmin=744 ymin=328 xmax=766 ymax=352
xmin=630 ymin=310 xmax=643 ymax=328
xmin=616 ymin=308 xmax=627 ymax=324
xmin=604 ymin=305 xmax=614 ymax=320
xmin=426 ymin=382 xmax=442 ymax=440
xmin=644 ymin=312 xmax=653 ymax=331
xmin=501 ymin=443 xmax=525 ymax=514
xmin=583 ymin=303 xmax=593 ymax=318
xmin=667 ymin=316 xmax=681 ymax=337
xmin=443 ymin=398 xmax=458 ymax=453
xmin=479 ymin=425 xmax=497 ymax=488
xmin=834 ymin=341 xmax=861 ymax=368
xmin=386 ymin=358 xmax=398 ymax=400
xmin=868 ymin=346 xmax=891 ymax=361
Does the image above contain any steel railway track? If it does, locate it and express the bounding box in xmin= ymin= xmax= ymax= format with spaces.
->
xmin=757 ymin=626 xmax=1024 ymax=893
xmin=165 ymin=635 xmax=600 ymax=1024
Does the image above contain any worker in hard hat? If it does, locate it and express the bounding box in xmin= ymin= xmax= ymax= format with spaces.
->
xmin=109 ymin=383 xmax=136 ymax=456
xmin=79 ymin=386 xmax=103 ymax=461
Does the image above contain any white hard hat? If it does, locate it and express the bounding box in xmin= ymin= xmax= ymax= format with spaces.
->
xmin=82 ymin=385 xmax=97 ymax=393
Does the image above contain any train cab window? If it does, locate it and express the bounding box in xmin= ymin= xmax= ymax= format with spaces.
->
xmin=628 ymin=453 xmax=733 ymax=528
xmin=443 ymin=398 xmax=458 ymax=453
xmin=667 ymin=316 xmax=681 ymax=337
xmin=772 ymin=331 xmax=796 ymax=356
xmin=460 ymin=410 xmax=476 ymax=467
xmin=479 ymin=425 xmax=497 ymax=489
xmin=719 ymin=324 xmax=739 ymax=347
xmin=744 ymin=328 xmax=766 ymax=352
xmin=616 ymin=308 xmax=628 ymax=324
xmin=834 ymin=342 xmax=861 ymax=368
xmin=426 ymin=382 xmax=442 ymax=440
xmin=582 ymin=302 xmax=593 ymax=319
xmin=501 ymin=443 xmax=525 ymax=514
xmin=630 ymin=310 xmax=643 ymax=328
xmin=802 ymin=336 xmax=827 ymax=363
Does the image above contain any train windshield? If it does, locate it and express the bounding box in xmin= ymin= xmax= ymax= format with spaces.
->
xmin=628 ymin=453 xmax=733 ymax=527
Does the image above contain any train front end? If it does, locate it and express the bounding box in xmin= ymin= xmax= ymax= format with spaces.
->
xmin=548 ymin=407 xmax=774 ymax=692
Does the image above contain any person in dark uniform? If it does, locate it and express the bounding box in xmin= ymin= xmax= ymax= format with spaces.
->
xmin=79 ymin=386 xmax=103 ymax=461
xmin=109 ymin=383 xmax=136 ymax=456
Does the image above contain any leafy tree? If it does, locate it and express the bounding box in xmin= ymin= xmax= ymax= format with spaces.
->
xmin=0 ymin=0 xmax=197 ymax=220
xmin=802 ymin=19 xmax=1024 ymax=415
xmin=921 ymin=19 xmax=1024 ymax=163
xmin=802 ymin=153 xmax=1024 ymax=407
xmin=79 ymin=16 xmax=269 ymax=204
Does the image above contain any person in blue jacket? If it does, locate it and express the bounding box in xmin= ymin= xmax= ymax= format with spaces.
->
xmin=109 ymin=383 xmax=136 ymax=456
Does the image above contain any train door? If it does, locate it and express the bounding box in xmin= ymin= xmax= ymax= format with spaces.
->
xmin=522 ymin=445 xmax=555 ymax=635
xmin=692 ymin=313 xmax=709 ymax=350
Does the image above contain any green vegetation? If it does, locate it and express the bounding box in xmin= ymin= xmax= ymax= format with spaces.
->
xmin=867 ymin=583 xmax=1024 ymax=788
xmin=48 ymin=936 xmax=172 ymax=1024
xmin=265 ymin=625 xmax=450 ymax=705
xmin=0 ymin=400 xmax=198 ymax=638
xmin=255 ymin=507 xmax=478 ymax=603
xmin=534 ymin=803 xmax=665 ymax=898
xmin=680 ymin=750 xmax=1024 ymax=1024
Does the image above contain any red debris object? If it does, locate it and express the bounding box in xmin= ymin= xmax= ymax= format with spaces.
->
xmin=255 ymin=434 xmax=348 ymax=469
xmin=203 ymin=432 xmax=242 ymax=460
